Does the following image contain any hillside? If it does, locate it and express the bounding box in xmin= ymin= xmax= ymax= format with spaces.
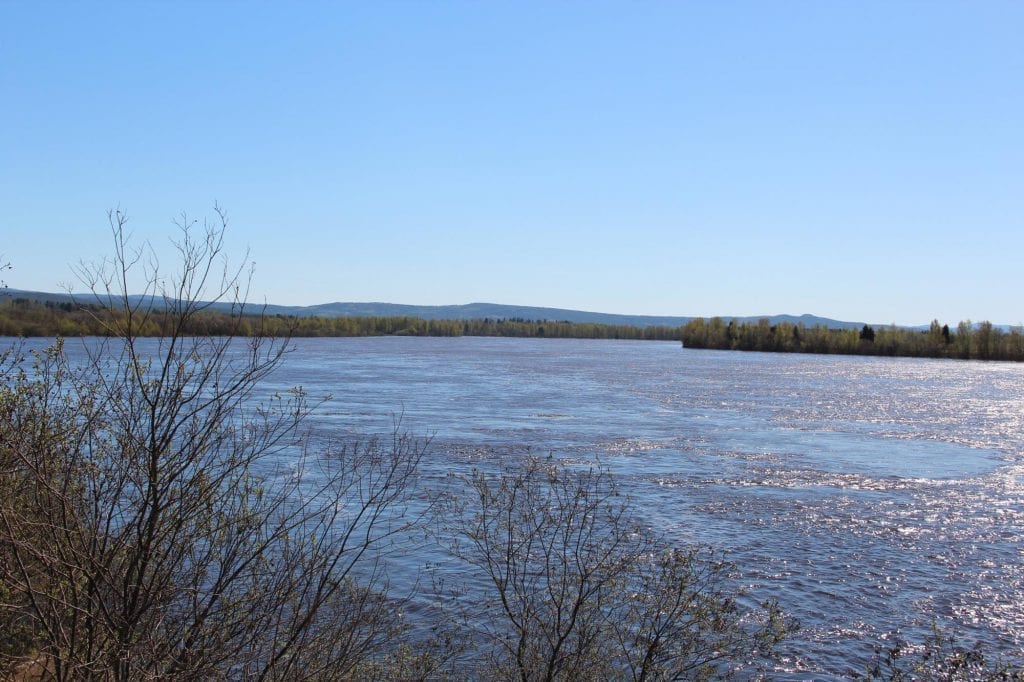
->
xmin=0 ymin=289 xmax=862 ymax=329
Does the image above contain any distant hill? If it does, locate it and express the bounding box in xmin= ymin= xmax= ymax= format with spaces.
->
xmin=0 ymin=289 xmax=863 ymax=329
xmin=291 ymin=303 xmax=865 ymax=330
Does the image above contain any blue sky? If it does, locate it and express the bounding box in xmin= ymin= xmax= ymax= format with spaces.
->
xmin=2 ymin=2 xmax=1021 ymax=325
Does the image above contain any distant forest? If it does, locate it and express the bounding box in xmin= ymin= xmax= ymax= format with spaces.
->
xmin=0 ymin=298 xmax=682 ymax=341
xmin=682 ymin=317 xmax=1024 ymax=362
xmin=4 ymin=298 xmax=1023 ymax=361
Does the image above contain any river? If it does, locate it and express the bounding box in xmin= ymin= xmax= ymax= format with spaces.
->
xmin=10 ymin=335 xmax=1024 ymax=677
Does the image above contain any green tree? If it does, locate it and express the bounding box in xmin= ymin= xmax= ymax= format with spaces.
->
xmin=955 ymin=320 xmax=973 ymax=359
xmin=975 ymin=321 xmax=996 ymax=360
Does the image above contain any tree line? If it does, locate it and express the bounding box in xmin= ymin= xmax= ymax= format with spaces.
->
xmin=682 ymin=317 xmax=1024 ymax=362
xmin=0 ymin=298 xmax=683 ymax=342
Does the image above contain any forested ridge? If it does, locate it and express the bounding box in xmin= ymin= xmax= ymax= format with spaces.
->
xmin=683 ymin=317 xmax=1024 ymax=362
xmin=0 ymin=297 xmax=683 ymax=341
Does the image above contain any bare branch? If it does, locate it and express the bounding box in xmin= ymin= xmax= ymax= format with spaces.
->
xmin=443 ymin=456 xmax=795 ymax=680
xmin=0 ymin=208 xmax=439 ymax=679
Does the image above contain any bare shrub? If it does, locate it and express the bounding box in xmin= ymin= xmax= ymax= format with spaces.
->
xmin=0 ymin=210 xmax=439 ymax=680
xmin=443 ymin=456 xmax=796 ymax=681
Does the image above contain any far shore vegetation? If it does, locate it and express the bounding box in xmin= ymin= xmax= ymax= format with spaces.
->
xmin=682 ymin=317 xmax=1024 ymax=362
xmin=0 ymin=297 xmax=682 ymax=341
xmin=2 ymin=297 xmax=1023 ymax=362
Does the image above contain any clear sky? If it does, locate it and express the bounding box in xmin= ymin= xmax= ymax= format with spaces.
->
xmin=2 ymin=2 xmax=1022 ymax=326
